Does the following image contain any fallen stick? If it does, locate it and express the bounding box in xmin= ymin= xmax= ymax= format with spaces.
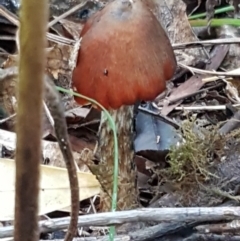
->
xmin=1 ymin=207 xmax=240 ymax=238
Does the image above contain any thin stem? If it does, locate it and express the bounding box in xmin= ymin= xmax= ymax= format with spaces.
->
xmin=56 ymin=86 xmax=118 ymax=241
xmin=190 ymin=18 xmax=240 ymax=27
xmin=188 ymin=6 xmax=234 ymax=20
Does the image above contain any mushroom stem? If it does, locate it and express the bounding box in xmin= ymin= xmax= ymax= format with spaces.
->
xmin=93 ymin=106 xmax=138 ymax=211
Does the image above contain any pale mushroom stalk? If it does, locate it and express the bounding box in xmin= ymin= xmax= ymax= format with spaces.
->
xmin=97 ymin=106 xmax=137 ymax=211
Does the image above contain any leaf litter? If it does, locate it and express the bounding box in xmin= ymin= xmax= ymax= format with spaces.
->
xmin=1 ymin=0 xmax=240 ymax=240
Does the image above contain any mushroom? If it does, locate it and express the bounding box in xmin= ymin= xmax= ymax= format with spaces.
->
xmin=72 ymin=0 xmax=177 ymax=211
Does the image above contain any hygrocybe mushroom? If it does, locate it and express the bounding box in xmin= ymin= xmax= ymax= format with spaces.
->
xmin=72 ymin=0 xmax=177 ymax=211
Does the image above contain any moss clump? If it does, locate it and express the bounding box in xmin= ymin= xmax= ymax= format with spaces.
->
xmin=163 ymin=117 xmax=224 ymax=184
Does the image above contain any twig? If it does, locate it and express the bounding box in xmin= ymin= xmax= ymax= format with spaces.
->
xmin=183 ymin=234 xmax=240 ymax=241
xmin=157 ymin=104 xmax=240 ymax=111
xmin=173 ymin=38 xmax=240 ymax=50
xmin=43 ymin=101 xmax=54 ymax=126
xmin=42 ymin=76 xmax=80 ymax=241
xmin=2 ymin=207 xmax=240 ymax=238
xmin=179 ymin=63 xmax=240 ymax=77
xmin=0 ymin=36 xmax=16 ymax=41
xmin=0 ymin=113 xmax=16 ymax=124
xmin=46 ymin=33 xmax=75 ymax=45
xmin=39 ymin=236 xmax=128 ymax=241
xmin=0 ymin=5 xmax=19 ymax=26
xmin=48 ymin=0 xmax=93 ymax=28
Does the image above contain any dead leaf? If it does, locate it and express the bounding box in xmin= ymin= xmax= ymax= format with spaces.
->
xmin=0 ymin=158 xmax=100 ymax=221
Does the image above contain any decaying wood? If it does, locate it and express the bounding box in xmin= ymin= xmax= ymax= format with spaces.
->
xmin=14 ymin=1 xmax=48 ymax=241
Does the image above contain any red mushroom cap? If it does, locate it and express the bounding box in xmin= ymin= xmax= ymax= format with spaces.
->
xmin=72 ymin=0 xmax=177 ymax=110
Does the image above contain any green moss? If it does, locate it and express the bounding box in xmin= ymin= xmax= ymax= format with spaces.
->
xmin=163 ymin=117 xmax=225 ymax=184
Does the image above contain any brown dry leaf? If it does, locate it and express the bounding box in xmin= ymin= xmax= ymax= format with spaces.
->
xmin=46 ymin=43 xmax=73 ymax=81
xmin=59 ymin=18 xmax=82 ymax=40
xmin=0 ymin=158 xmax=100 ymax=221
xmin=150 ymin=0 xmax=205 ymax=65
xmin=2 ymin=42 xmax=74 ymax=86
xmin=0 ymin=55 xmax=18 ymax=116
xmin=65 ymin=106 xmax=90 ymax=120
xmin=221 ymin=68 xmax=240 ymax=102
xmin=161 ymin=45 xmax=229 ymax=115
